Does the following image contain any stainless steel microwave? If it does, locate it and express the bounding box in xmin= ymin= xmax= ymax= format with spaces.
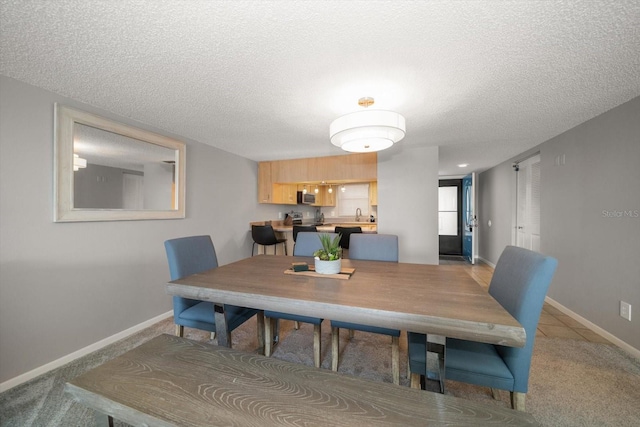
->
xmin=297 ymin=191 xmax=316 ymax=205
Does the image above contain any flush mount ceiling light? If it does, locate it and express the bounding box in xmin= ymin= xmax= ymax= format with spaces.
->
xmin=330 ymin=97 xmax=406 ymax=153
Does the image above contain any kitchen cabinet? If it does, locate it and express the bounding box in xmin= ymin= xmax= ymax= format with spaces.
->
xmin=307 ymin=153 xmax=376 ymax=182
xmin=271 ymin=158 xmax=309 ymax=183
xmin=258 ymin=153 xmax=377 ymax=205
xmin=297 ymin=184 xmax=335 ymax=207
xmin=322 ymin=186 xmax=336 ymax=206
xmin=282 ymin=184 xmax=298 ymax=205
xmin=272 ymin=183 xmax=298 ymax=205
xmin=258 ymin=162 xmax=272 ymax=203
xmin=369 ymin=181 xmax=378 ymax=206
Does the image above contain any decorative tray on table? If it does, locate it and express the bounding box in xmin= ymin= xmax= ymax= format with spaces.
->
xmin=284 ymin=263 xmax=355 ymax=280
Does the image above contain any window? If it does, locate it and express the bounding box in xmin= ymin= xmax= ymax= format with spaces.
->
xmin=337 ymin=183 xmax=369 ymax=217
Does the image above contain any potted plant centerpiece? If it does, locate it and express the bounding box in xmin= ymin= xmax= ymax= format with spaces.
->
xmin=313 ymin=233 xmax=342 ymax=274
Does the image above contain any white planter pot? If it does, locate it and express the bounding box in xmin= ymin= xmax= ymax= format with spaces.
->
xmin=315 ymin=258 xmax=342 ymax=275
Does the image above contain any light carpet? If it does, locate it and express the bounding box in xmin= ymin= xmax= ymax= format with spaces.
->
xmin=1 ymin=317 xmax=639 ymax=426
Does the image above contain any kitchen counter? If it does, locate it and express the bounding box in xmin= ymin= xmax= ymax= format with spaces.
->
xmin=249 ymin=221 xmax=377 ymax=255
xmin=250 ymin=221 xmax=377 ymax=233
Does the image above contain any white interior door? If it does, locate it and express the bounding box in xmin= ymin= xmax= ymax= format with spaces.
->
xmin=515 ymin=154 xmax=541 ymax=252
xmin=122 ymin=172 xmax=144 ymax=210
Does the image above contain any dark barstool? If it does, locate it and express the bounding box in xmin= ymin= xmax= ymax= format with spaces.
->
xmin=334 ymin=226 xmax=362 ymax=249
xmin=251 ymin=225 xmax=287 ymax=256
xmin=292 ymin=225 xmax=317 ymax=242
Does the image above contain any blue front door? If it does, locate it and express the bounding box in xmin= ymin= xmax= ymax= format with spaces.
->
xmin=462 ymin=174 xmax=473 ymax=263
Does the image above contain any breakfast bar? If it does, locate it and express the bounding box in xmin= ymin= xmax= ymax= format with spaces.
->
xmin=250 ymin=220 xmax=377 ymax=255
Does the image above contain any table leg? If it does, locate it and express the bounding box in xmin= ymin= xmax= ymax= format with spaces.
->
xmin=214 ymin=304 xmax=231 ymax=347
xmin=426 ymin=334 xmax=446 ymax=394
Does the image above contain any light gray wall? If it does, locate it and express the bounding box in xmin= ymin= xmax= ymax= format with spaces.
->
xmin=478 ymin=96 xmax=640 ymax=351
xmin=378 ymin=144 xmax=439 ymax=265
xmin=144 ymin=162 xmax=174 ymax=210
xmin=0 ymin=76 xmax=283 ymax=383
xmin=74 ymin=164 xmax=133 ymax=208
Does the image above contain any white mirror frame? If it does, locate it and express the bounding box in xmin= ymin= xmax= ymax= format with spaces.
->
xmin=54 ymin=104 xmax=186 ymax=222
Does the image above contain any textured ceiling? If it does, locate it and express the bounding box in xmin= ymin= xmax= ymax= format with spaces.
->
xmin=1 ymin=0 xmax=639 ymax=176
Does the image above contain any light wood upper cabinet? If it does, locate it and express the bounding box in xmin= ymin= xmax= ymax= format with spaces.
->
xmin=323 ymin=186 xmax=336 ymax=206
xmin=336 ymin=153 xmax=377 ymax=181
xmin=258 ymin=153 xmax=377 ymax=205
xmin=369 ymin=181 xmax=378 ymax=206
xmin=308 ymin=153 xmax=377 ymax=182
xmin=258 ymin=162 xmax=272 ymax=203
xmin=272 ymin=183 xmax=298 ymax=205
xmin=282 ymin=184 xmax=298 ymax=205
xmin=271 ymin=158 xmax=309 ymax=183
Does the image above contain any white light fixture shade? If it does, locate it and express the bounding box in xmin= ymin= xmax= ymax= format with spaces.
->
xmin=330 ymin=110 xmax=406 ymax=153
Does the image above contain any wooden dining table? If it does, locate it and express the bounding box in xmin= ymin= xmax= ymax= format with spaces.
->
xmin=167 ymin=255 xmax=525 ymax=348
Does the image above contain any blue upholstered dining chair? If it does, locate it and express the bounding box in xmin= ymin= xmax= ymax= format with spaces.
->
xmin=164 ymin=235 xmax=264 ymax=349
xmin=330 ymin=234 xmax=402 ymax=384
xmin=407 ymin=245 xmax=557 ymax=411
xmin=263 ymin=232 xmax=336 ymax=368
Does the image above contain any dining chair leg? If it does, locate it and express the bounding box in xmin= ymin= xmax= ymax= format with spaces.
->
xmin=511 ymin=392 xmax=526 ymax=411
xmin=210 ymin=332 xmax=216 ymax=340
xmin=294 ymin=321 xmax=300 ymax=330
xmin=491 ymin=388 xmax=500 ymax=400
xmin=348 ymin=329 xmax=355 ymax=339
xmin=175 ymin=324 xmax=184 ymax=337
xmin=391 ymin=336 xmax=400 ymax=385
xmin=331 ymin=326 xmax=340 ymax=371
xmin=410 ymin=373 xmax=422 ymax=389
xmin=313 ymin=324 xmax=322 ymax=368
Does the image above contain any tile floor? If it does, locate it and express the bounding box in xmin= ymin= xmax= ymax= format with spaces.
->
xmin=439 ymin=256 xmax=612 ymax=345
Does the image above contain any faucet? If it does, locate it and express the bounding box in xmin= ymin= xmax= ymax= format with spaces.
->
xmin=355 ymin=208 xmax=362 ymax=222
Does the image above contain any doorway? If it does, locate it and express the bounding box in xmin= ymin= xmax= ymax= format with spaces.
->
xmin=438 ymin=179 xmax=462 ymax=256
xmin=514 ymin=154 xmax=541 ymax=251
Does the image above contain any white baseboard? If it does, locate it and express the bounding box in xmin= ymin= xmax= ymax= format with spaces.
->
xmin=477 ymin=256 xmax=496 ymax=268
xmin=0 ymin=310 xmax=173 ymax=393
xmin=544 ymin=297 xmax=640 ymax=360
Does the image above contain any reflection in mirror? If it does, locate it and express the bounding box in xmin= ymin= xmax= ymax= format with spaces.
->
xmin=54 ymin=104 xmax=186 ymax=222
xmin=73 ymin=124 xmax=177 ymax=210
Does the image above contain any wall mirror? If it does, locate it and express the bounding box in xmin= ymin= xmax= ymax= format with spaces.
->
xmin=54 ymin=104 xmax=186 ymax=222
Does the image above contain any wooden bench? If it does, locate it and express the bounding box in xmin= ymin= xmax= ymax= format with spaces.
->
xmin=65 ymin=334 xmax=537 ymax=426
